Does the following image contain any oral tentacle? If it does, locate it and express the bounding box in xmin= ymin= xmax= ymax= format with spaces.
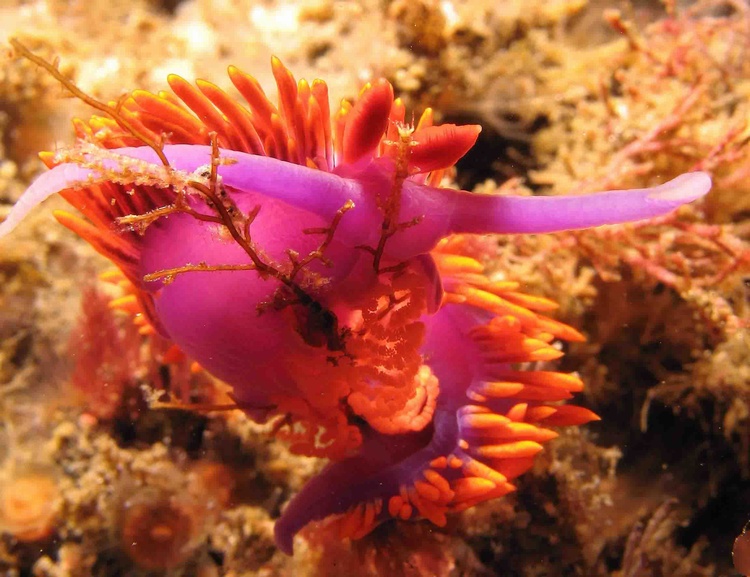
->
xmin=0 ymin=145 xmax=368 ymax=239
xmin=0 ymin=164 xmax=96 ymax=237
xmin=446 ymin=172 xmax=712 ymax=235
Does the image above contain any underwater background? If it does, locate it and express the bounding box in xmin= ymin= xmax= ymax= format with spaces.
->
xmin=0 ymin=0 xmax=749 ymax=575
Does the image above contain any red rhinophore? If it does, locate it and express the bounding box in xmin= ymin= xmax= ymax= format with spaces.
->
xmin=342 ymin=79 xmax=395 ymax=165
xmin=408 ymin=124 xmax=482 ymax=174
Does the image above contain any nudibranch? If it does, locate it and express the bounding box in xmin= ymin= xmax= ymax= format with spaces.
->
xmin=0 ymin=43 xmax=711 ymax=554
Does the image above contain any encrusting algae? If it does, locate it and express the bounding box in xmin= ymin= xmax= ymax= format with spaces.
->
xmin=1 ymin=1 xmax=750 ymax=576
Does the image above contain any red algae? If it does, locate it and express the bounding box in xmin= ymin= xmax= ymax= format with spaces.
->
xmin=68 ymin=285 xmax=142 ymax=420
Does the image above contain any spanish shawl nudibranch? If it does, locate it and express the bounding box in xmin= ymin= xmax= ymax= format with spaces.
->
xmin=0 ymin=44 xmax=711 ymax=554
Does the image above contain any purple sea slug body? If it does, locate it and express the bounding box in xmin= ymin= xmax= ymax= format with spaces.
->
xmin=0 ymin=45 xmax=711 ymax=554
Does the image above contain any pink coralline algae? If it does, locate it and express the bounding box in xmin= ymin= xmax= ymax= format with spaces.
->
xmin=0 ymin=47 xmax=711 ymax=554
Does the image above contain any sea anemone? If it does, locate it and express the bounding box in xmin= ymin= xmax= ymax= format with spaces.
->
xmin=187 ymin=460 xmax=236 ymax=509
xmin=0 ymin=468 xmax=59 ymax=543
xmin=115 ymin=485 xmax=209 ymax=571
xmin=0 ymin=42 xmax=711 ymax=554
xmin=735 ymin=522 xmax=750 ymax=576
